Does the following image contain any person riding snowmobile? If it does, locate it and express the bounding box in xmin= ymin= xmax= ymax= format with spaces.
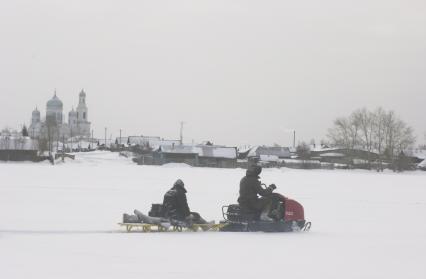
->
xmin=238 ymin=165 xmax=282 ymax=221
xmin=163 ymin=179 xmax=209 ymax=226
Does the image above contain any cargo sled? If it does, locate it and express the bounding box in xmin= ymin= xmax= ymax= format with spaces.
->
xmin=119 ymin=207 xmax=223 ymax=233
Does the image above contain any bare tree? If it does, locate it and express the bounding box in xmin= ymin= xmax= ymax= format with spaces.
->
xmin=296 ymin=142 xmax=311 ymax=160
xmin=351 ymin=108 xmax=376 ymax=165
xmin=45 ymin=115 xmax=58 ymax=155
xmin=38 ymin=138 xmax=48 ymax=154
xmin=328 ymin=112 xmax=361 ymax=150
xmin=328 ymin=108 xmax=416 ymax=165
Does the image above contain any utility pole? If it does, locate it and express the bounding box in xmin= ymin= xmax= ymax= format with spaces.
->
xmin=180 ymin=121 xmax=185 ymax=145
xmin=293 ymin=130 xmax=296 ymax=148
xmin=91 ymin=130 xmax=94 ymax=150
xmin=119 ymin=129 xmax=122 ymax=147
xmin=70 ymin=127 xmax=73 ymax=153
xmin=105 ymin=127 xmax=107 ymax=148
xmin=62 ymin=135 xmax=65 ymax=162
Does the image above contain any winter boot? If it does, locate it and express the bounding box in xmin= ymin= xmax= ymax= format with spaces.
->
xmin=268 ymin=202 xmax=285 ymax=221
xmin=260 ymin=211 xmax=274 ymax=222
xmin=269 ymin=206 xmax=284 ymax=221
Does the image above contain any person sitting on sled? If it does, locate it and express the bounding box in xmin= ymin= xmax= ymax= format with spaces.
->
xmin=163 ymin=179 xmax=211 ymax=226
xmin=238 ymin=165 xmax=283 ymax=221
xmin=123 ymin=179 xmax=212 ymax=228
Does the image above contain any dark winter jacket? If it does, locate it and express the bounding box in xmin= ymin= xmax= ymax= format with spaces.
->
xmin=238 ymin=166 xmax=273 ymax=207
xmin=163 ymin=184 xmax=191 ymax=220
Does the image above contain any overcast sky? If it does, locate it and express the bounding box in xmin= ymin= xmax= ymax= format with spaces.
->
xmin=1 ymin=0 xmax=425 ymax=146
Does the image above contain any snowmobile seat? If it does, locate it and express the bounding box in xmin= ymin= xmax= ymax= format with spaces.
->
xmin=222 ymin=204 xmax=259 ymax=223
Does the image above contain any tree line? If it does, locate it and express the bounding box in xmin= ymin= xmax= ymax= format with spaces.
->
xmin=327 ymin=107 xmax=415 ymax=161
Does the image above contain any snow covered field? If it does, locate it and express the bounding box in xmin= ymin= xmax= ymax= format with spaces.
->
xmin=1 ymin=151 xmax=426 ymax=279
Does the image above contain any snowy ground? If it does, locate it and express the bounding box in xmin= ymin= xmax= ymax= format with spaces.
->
xmin=1 ymin=151 xmax=426 ymax=279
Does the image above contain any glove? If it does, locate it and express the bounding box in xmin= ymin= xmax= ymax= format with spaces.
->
xmin=185 ymin=214 xmax=195 ymax=226
xmin=269 ymin=184 xmax=277 ymax=190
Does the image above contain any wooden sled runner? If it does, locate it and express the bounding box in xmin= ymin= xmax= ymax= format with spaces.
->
xmin=118 ymin=222 xmax=226 ymax=233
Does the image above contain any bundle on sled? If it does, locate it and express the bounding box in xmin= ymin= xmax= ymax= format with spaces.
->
xmin=120 ymin=207 xmax=222 ymax=232
xmin=220 ymin=192 xmax=311 ymax=232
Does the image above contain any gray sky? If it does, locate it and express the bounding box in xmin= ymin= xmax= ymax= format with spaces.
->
xmin=1 ymin=0 xmax=425 ymax=146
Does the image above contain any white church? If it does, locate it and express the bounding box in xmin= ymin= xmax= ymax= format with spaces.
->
xmin=29 ymin=90 xmax=91 ymax=140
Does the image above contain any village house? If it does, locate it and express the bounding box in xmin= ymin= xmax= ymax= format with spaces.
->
xmin=139 ymin=144 xmax=238 ymax=168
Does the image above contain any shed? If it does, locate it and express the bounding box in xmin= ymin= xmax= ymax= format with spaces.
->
xmin=197 ymin=145 xmax=237 ymax=168
xmin=0 ymin=136 xmax=38 ymax=161
xmin=154 ymin=145 xmax=199 ymax=166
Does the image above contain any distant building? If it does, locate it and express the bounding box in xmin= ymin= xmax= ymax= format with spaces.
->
xmin=29 ymin=90 xmax=91 ymax=140
xmin=0 ymin=135 xmax=38 ymax=161
xmin=310 ymin=148 xmax=379 ymax=165
xmin=245 ymin=146 xmax=292 ymax=160
xmin=148 ymin=144 xmax=238 ymax=168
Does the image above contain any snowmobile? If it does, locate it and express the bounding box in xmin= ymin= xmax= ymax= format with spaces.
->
xmin=119 ymin=185 xmax=310 ymax=233
xmin=220 ymin=187 xmax=311 ymax=232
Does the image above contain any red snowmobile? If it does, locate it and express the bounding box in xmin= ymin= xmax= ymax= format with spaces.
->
xmin=220 ymin=189 xmax=311 ymax=232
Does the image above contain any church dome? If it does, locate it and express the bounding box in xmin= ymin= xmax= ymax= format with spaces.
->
xmin=69 ymin=108 xmax=77 ymax=117
xmin=32 ymin=107 xmax=40 ymax=116
xmin=47 ymin=93 xmax=63 ymax=109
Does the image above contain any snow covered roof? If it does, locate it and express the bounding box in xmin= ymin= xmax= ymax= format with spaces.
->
xmin=238 ymin=146 xmax=252 ymax=153
xmin=159 ymin=145 xmax=237 ymax=159
xmin=198 ymin=145 xmax=237 ymax=159
xmin=311 ymin=147 xmax=380 ymax=157
xmin=418 ymin=159 xmax=426 ymax=168
xmin=0 ymin=136 xmax=38 ymax=151
xmin=160 ymin=145 xmax=197 ymax=154
xmin=406 ymin=149 xmax=426 ymax=160
xmin=248 ymin=146 xmax=291 ymax=158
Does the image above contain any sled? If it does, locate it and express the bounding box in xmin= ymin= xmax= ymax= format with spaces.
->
xmin=118 ymin=223 xmax=170 ymax=232
xmin=188 ymin=223 xmax=226 ymax=232
xmin=118 ymin=222 xmax=226 ymax=233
